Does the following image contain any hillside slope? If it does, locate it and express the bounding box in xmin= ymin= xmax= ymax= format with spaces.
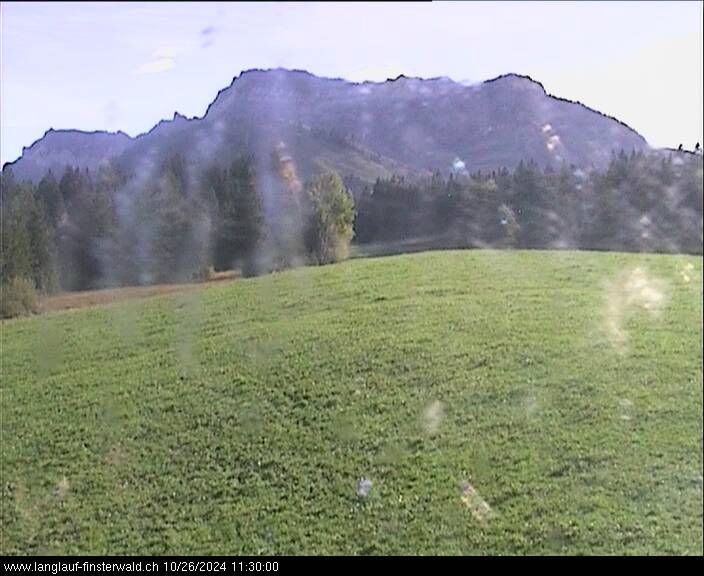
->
xmin=3 ymin=69 xmax=649 ymax=184
xmin=2 ymin=250 xmax=702 ymax=555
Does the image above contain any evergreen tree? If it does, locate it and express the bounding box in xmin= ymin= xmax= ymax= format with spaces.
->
xmin=36 ymin=170 xmax=64 ymax=226
xmin=1 ymin=173 xmax=56 ymax=293
xmin=206 ymin=157 xmax=263 ymax=275
xmin=149 ymin=155 xmax=199 ymax=283
xmin=509 ymin=159 xmax=547 ymax=248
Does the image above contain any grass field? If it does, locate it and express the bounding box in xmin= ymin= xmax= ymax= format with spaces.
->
xmin=1 ymin=250 xmax=702 ymax=555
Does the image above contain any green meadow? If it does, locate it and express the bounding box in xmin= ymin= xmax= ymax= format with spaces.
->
xmin=1 ymin=250 xmax=702 ymax=555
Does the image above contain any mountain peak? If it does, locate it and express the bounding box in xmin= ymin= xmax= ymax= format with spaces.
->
xmin=5 ymin=68 xmax=650 ymax=182
xmin=484 ymin=72 xmax=546 ymax=92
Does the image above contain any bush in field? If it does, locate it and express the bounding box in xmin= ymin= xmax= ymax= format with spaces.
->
xmin=305 ymin=172 xmax=355 ymax=265
xmin=1 ymin=277 xmax=40 ymax=319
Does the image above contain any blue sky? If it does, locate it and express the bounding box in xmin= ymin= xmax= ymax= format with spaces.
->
xmin=1 ymin=1 xmax=702 ymax=165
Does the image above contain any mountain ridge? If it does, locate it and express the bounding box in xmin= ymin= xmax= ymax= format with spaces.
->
xmin=3 ymin=68 xmax=651 ymax=183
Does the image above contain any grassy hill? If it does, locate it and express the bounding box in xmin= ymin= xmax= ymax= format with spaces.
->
xmin=1 ymin=250 xmax=702 ymax=555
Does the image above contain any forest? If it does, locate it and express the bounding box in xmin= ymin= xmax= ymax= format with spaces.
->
xmin=1 ymin=148 xmax=702 ymax=318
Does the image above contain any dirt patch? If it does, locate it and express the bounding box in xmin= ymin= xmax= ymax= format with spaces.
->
xmin=40 ymin=271 xmax=239 ymax=313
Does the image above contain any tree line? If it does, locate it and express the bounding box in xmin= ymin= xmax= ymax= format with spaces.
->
xmin=1 ymin=148 xmax=702 ymax=317
xmin=1 ymin=153 xmax=354 ymax=317
xmin=356 ymin=150 xmax=702 ymax=255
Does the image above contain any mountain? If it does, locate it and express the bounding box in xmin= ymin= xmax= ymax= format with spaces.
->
xmin=3 ymin=68 xmax=650 ymax=185
xmin=6 ymin=128 xmax=132 ymax=183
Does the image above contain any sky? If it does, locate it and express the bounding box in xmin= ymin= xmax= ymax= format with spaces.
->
xmin=1 ymin=1 xmax=702 ymax=166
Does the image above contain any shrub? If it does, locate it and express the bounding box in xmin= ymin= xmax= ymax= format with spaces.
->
xmin=1 ymin=277 xmax=40 ymax=319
